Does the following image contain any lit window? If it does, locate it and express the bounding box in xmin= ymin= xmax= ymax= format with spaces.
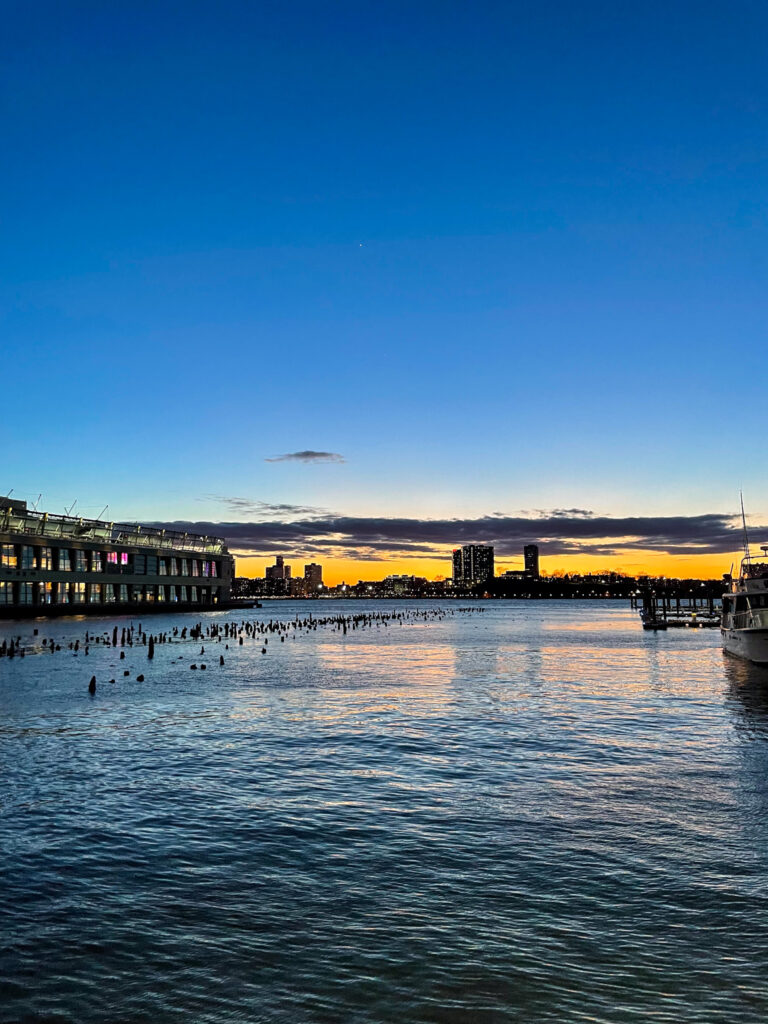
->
xmin=1 ymin=544 xmax=17 ymax=568
xmin=58 ymin=550 xmax=71 ymax=572
xmin=91 ymin=552 xmax=103 ymax=572
xmin=74 ymin=551 xmax=88 ymax=572
xmin=0 ymin=581 xmax=14 ymax=604
xmin=39 ymin=547 xmax=53 ymax=570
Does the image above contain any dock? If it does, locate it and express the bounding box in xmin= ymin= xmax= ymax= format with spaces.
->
xmin=630 ymin=589 xmax=721 ymax=630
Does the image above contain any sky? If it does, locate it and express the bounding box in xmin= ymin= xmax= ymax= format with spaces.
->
xmin=2 ymin=0 xmax=767 ymax=584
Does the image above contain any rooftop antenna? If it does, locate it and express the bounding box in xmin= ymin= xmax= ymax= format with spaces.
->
xmin=740 ymin=490 xmax=751 ymax=565
xmin=3 ymin=488 xmax=13 ymax=499
xmin=31 ymin=494 xmax=42 ymax=511
xmin=65 ymin=499 xmax=77 ymax=516
xmin=97 ymin=504 xmax=109 ymax=520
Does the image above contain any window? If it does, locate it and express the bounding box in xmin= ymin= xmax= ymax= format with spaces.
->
xmin=58 ymin=549 xmax=71 ymax=572
xmin=130 ymin=585 xmax=144 ymax=602
xmin=91 ymin=552 xmax=103 ymax=572
xmin=104 ymin=584 xmax=115 ymax=603
xmin=21 ymin=546 xmax=35 ymax=569
xmin=0 ymin=582 xmax=14 ymax=604
xmin=107 ymin=552 xmax=118 ymax=564
xmin=57 ymin=582 xmax=70 ymax=604
xmin=119 ymin=585 xmax=128 ymax=602
xmin=181 ymin=559 xmax=189 ymax=576
xmin=202 ymin=561 xmax=210 ymax=577
xmin=88 ymin=584 xmax=101 ymax=603
xmin=170 ymin=558 xmax=179 ymax=575
xmin=192 ymin=560 xmax=200 ymax=577
xmin=121 ymin=552 xmax=128 ymax=565
xmin=74 ymin=551 xmax=88 ymax=572
xmin=159 ymin=559 xmax=168 ymax=576
xmin=1 ymin=544 xmax=17 ymax=568
xmin=170 ymin=586 xmax=179 ymax=602
xmin=134 ymin=555 xmax=146 ymax=575
xmin=38 ymin=582 xmax=52 ymax=604
xmin=180 ymin=586 xmax=188 ymax=602
xmin=72 ymin=582 xmax=86 ymax=603
xmin=39 ymin=547 xmax=53 ymax=571
xmin=19 ymin=583 xmax=33 ymax=604
xmin=157 ymin=585 xmax=166 ymax=601
xmin=190 ymin=586 xmax=198 ymax=602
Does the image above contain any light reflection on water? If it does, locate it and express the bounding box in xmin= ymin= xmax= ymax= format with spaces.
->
xmin=2 ymin=600 xmax=768 ymax=1023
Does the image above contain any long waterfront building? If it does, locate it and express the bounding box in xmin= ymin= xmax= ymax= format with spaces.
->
xmin=0 ymin=499 xmax=234 ymax=617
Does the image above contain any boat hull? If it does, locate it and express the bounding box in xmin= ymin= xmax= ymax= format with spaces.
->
xmin=722 ymin=628 xmax=768 ymax=665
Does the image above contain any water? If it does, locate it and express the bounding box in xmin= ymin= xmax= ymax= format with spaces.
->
xmin=2 ymin=600 xmax=768 ymax=1023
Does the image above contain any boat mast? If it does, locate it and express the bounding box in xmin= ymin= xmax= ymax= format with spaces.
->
xmin=740 ymin=490 xmax=751 ymax=567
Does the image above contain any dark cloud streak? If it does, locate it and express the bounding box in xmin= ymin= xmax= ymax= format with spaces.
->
xmin=150 ymin=510 xmax=759 ymax=561
xmin=265 ymin=451 xmax=345 ymax=464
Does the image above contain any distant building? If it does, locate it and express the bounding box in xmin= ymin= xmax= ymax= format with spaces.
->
xmin=452 ymin=544 xmax=494 ymax=587
xmin=0 ymin=498 xmax=234 ymax=617
xmin=304 ymin=563 xmax=323 ymax=591
xmin=524 ymin=544 xmax=540 ymax=578
xmin=266 ymin=555 xmax=291 ymax=581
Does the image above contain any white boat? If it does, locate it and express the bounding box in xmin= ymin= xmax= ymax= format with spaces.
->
xmin=721 ymin=507 xmax=768 ymax=664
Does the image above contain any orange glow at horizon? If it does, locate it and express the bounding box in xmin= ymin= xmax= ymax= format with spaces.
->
xmin=233 ymin=549 xmax=740 ymax=586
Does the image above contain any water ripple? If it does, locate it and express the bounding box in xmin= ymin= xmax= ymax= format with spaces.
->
xmin=1 ymin=601 xmax=767 ymax=1022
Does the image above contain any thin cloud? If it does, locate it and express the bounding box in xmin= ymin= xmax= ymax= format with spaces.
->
xmin=201 ymin=495 xmax=327 ymax=518
xmin=265 ymin=451 xmax=345 ymax=464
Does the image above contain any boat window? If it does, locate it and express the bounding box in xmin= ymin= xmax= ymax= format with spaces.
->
xmin=735 ymin=596 xmax=748 ymax=612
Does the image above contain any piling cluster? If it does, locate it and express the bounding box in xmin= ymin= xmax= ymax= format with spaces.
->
xmin=0 ymin=606 xmax=485 ymax=693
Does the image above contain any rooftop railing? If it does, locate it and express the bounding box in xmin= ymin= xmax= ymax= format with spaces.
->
xmin=0 ymin=507 xmax=226 ymax=555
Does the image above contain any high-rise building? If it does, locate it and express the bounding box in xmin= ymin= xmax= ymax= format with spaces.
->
xmin=452 ymin=548 xmax=463 ymax=585
xmin=266 ymin=555 xmax=291 ymax=581
xmin=452 ymin=544 xmax=495 ymax=587
xmin=524 ymin=544 xmax=540 ymax=578
xmin=304 ymin=563 xmax=323 ymax=591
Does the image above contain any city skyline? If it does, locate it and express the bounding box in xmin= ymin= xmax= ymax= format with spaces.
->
xmin=0 ymin=490 xmax=763 ymax=586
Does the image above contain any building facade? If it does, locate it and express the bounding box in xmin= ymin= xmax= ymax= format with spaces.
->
xmin=304 ymin=563 xmax=323 ymax=592
xmin=524 ymin=544 xmax=540 ymax=578
xmin=0 ymin=499 xmax=234 ymax=617
xmin=452 ymin=544 xmax=495 ymax=587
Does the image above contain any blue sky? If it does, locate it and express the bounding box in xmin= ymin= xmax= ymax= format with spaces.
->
xmin=2 ymin=1 xmax=767 ymax=573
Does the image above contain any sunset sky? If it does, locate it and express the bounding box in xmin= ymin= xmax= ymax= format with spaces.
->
xmin=3 ymin=1 xmax=767 ymax=585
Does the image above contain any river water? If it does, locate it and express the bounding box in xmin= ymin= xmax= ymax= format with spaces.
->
xmin=2 ymin=599 xmax=768 ymax=1023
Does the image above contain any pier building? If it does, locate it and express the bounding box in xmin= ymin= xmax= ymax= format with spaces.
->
xmin=0 ymin=499 xmax=234 ymax=617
